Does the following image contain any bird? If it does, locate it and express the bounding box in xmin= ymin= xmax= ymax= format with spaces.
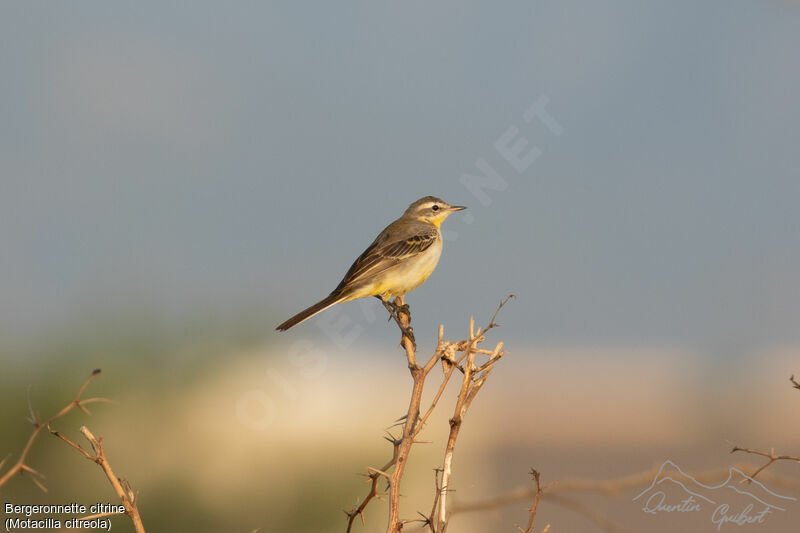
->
xmin=276 ymin=196 xmax=466 ymax=331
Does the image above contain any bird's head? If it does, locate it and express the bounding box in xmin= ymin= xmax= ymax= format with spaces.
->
xmin=403 ymin=196 xmax=466 ymax=227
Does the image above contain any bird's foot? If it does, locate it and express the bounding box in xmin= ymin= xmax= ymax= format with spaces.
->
xmin=380 ymin=298 xmax=411 ymax=321
xmin=378 ymin=297 xmax=416 ymax=349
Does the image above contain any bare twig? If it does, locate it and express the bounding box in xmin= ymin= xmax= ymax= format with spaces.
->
xmin=51 ymin=425 xmax=146 ymax=533
xmin=436 ymin=296 xmax=512 ymax=532
xmin=730 ymin=445 xmax=800 ymax=481
xmin=0 ymin=369 xmax=113 ymax=490
xmin=726 ymin=375 xmax=800 ymax=481
xmin=515 ymin=468 xmax=546 ymax=533
xmin=76 ymin=511 xmax=123 ymax=521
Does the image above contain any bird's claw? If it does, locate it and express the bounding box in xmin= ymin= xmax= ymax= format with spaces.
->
xmin=379 ymin=297 xmax=415 ymax=349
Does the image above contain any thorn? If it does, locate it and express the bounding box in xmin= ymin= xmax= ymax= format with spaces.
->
xmin=30 ymin=475 xmax=48 ymax=493
xmin=21 ymin=463 xmax=45 ymax=478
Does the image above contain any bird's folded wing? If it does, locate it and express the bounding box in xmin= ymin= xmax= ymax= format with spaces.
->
xmin=334 ymin=227 xmax=438 ymax=292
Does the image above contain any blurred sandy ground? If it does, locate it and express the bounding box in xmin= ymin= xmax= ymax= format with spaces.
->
xmin=1 ymin=326 xmax=799 ymax=532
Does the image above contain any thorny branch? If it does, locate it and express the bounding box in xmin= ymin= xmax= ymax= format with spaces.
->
xmin=346 ymin=295 xmax=513 ymax=533
xmin=51 ymin=426 xmax=146 ymax=533
xmin=436 ymin=298 xmax=510 ymax=532
xmin=0 ymin=369 xmax=113 ymax=491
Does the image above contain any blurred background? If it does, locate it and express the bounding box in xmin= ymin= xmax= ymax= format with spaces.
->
xmin=1 ymin=1 xmax=799 ymax=531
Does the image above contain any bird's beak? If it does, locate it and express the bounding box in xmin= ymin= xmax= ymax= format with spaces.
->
xmin=449 ymin=205 xmax=467 ymax=211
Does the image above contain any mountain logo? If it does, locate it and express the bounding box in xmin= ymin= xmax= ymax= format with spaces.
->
xmin=633 ymin=460 xmax=796 ymax=530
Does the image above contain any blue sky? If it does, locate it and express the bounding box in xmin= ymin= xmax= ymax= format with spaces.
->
xmin=1 ymin=1 xmax=798 ymax=354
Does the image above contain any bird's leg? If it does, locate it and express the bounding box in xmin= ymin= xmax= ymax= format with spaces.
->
xmin=378 ymin=296 xmax=398 ymax=322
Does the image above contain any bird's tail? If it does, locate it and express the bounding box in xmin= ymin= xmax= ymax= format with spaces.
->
xmin=275 ymin=292 xmax=345 ymax=331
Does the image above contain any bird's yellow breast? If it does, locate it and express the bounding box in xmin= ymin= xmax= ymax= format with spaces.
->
xmin=384 ymin=237 xmax=442 ymax=297
xmin=346 ymin=237 xmax=443 ymax=301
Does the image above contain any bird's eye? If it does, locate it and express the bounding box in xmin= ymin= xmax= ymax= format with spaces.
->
xmin=432 ymin=205 xmax=440 ymax=211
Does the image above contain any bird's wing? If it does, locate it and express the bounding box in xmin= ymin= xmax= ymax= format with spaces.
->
xmin=333 ymin=223 xmax=438 ymax=294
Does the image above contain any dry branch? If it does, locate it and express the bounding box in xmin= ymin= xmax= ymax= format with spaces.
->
xmin=515 ymin=468 xmax=546 ymax=533
xmin=728 ymin=375 xmax=800 ymax=481
xmin=0 ymin=369 xmax=112 ymax=490
xmin=51 ymin=425 xmax=146 ymax=533
xmin=346 ymin=295 xmax=512 ymax=533
xmin=435 ymin=298 xmax=510 ymax=532
xmin=730 ymin=446 xmax=800 ymax=481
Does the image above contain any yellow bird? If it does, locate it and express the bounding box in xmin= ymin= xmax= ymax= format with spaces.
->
xmin=276 ymin=196 xmax=466 ymax=331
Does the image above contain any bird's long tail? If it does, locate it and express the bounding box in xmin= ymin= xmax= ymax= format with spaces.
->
xmin=275 ymin=292 xmax=345 ymax=331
